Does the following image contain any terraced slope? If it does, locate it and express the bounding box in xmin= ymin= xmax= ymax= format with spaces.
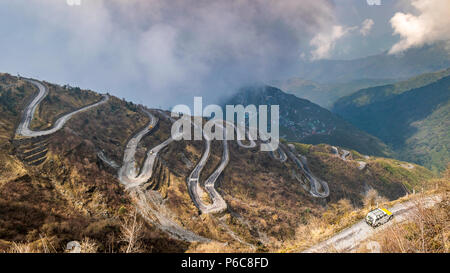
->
xmin=0 ymin=73 xmax=435 ymax=252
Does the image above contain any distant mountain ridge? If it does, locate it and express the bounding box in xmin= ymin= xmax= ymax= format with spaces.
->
xmin=225 ymin=85 xmax=391 ymax=157
xmin=297 ymin=42 xmax=450 ymax=83
xmin=271 ymin=77 xmax=396 ymax=109
xmin=333 ymin=68 xmax=450 ymax=110
xmin=333 ymin=74 xmax=450 ymax=172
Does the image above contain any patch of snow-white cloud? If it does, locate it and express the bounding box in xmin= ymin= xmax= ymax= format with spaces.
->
xmin=389 ymin=0 xmax=450 ymax=54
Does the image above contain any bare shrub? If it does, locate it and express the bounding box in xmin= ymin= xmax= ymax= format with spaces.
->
xmin=363 ymin=189 xmax=388 ymax=209
xmin=322 ymin=198 xmax=354 ymax=225
xmin=80 ymin=238 xmax=98 ymax=253
xmin=120 ymin=209 xmax=144 ymax=253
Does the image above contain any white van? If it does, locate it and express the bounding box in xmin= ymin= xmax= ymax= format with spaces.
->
xmin=365 ymin=208 xmax=393 ymax=227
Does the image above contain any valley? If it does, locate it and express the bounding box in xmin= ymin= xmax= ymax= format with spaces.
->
xmin=334 ymin=71 xmax=450 ymax=172
xmin=225 ymin=85 xmax=392 ymax=157
xmin=0 ymin=73 xmax=439 ymax=253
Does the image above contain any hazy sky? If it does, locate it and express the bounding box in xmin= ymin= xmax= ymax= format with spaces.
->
xmin=0 ymin=0 xmax=448 ymax=108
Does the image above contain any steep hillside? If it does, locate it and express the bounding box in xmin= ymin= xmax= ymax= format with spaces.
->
xmin=225 ymin=85 xmax=392 ymax=157
xmin=297 ymin=42 xmax=450 ymax=83
xmin=334 ymin=75 xmax=450 ymax=172
xmin=0 ymin=73 xmax=187 ymax=252
xmin=0 ymin=73 xmax=435 ymax=252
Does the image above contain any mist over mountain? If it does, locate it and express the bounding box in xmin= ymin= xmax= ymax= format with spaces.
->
xmin=0 ymin=0 xmax=337 ymax=108
xmin=295 ymin=42 xmax=450 ymax=83
xmin=271 ymin=78 xmax=396 ymax=109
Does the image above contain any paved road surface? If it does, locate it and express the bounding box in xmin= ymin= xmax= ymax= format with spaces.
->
xmin=16 ymin=78 xmax=109 ymax=137
xmin=187 ymin=120 xmax=214 ymax=213
xmin=118 ymin=110 xmax=182 ymax=189
xmin=188 ymin=120 xmax=245 ymax=214
xmin=283 ymin=144 xmax=329 ymax=198
xmin=333 ymin=146 xmax=367 ymax=170
xmin=271 ymin=147 xmax=287 ymax=162
xmin=303 ymin=195 xmax=442 ymax=252
xmin=341 ymin=149 xmax=350 ymax=161
xmin=232 ymin=123 xmax=257 ymax=149
xmin=202 ymin=122 xmax=230 ymax=214
xmin=118 ymin=110 xmax=158 ymax=186
xmin=118 ymin=111 xmax=207 ymax=242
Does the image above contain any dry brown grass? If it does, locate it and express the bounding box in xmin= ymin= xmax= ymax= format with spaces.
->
xmin=363 ymin=189 xmax=388 ymax=208
xmin=280 ymin=197 xmax=366 ymax=252
xmin=6 ymin=235 xmax=57 ymax=253
xmin=8 ymin=242 xmax=41 ymax=253
xmin=370 ymin=169 xmax=449 ymax=253
xmin=372 ymin=196 xmax=448 ymax=253
xmin=80 ymin=238 xmax=99 ymax=253
xmin=186 ymin=241 xmax=236 ymax=253
xmin=281 ymin=181 xmax=448 ymax=253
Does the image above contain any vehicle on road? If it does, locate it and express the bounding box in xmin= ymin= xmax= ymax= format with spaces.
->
xmin=365 ymin=208 xmax=393 ymax=227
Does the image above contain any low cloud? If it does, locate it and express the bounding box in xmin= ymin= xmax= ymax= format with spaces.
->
xmin=310 ymin=25 xmax=354 ymax=60
xmin=389 ymin=0 xmax=450 ymax=54
xmin=0 ymin=0 xmax=336 ymax=107
xmin=309 ymin=18 xmax=379 ymax=60
xmin=360 ymin=19 xmax=374 ymax=36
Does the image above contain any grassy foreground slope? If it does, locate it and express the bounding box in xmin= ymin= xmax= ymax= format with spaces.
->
xmin=284 ymin=166 xmax=449 ymax=253
xmin=365 ymin=169 xmax=449 ymax=253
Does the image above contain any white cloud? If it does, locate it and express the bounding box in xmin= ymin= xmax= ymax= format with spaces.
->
xmin=309 ymin=25 xmax=357 ymax=60
xmin=360 ymin=19 xmax=374 ymax=36
xmin=0 ymin=0 xmax=337 ymax=107
xmin=389 ymin=0 xmax=450 ymax=54
xmin=309 ymin=18 xmax=377 ymax=60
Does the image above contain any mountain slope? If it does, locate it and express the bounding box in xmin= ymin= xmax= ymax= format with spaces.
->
xmin=297 ymin=42 xmax=450 ymax=83
xmin=225 ymin=85 xmax=392 ymax=157
xmin=334 ymin=75 xmax=450 ymax=172
xmin=333 ymin=68 xmax=450 ymax=110
xmin=0 ymin=73 xmax=186 ymax=252
xmin=271 ymin=77 xmax=396 ymax=109
xmin=0 ymin=73 xmax=435 ymax=252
